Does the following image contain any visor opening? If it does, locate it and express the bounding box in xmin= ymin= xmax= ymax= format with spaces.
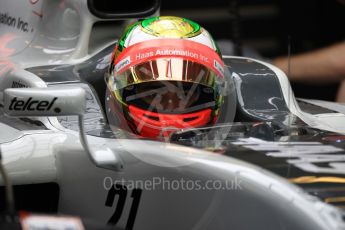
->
xmin=183 ymin=116 xmax=198 ymax=122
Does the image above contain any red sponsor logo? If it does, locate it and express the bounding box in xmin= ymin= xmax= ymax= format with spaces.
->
xmin=0 ymin=34 xmax=17 ymax=76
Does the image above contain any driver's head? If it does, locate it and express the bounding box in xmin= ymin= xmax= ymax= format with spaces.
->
xmin=106 ymin=16 xmax=234 ymax=139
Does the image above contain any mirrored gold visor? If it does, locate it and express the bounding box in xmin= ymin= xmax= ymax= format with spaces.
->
xmin=107 ymin=58 xmax=225 ymax=114
xmin=109 ymin=57 xmax=222 ymax=90
xmin=106 ymin=39 xmax=226 ymax=114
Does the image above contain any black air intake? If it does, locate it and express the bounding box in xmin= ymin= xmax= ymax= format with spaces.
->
xmin=88 ymin=0 xmax=160 ymax=19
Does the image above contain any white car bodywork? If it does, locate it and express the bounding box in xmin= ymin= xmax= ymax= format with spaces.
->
xmin=0 ymin=1 xmax=345 ymax=230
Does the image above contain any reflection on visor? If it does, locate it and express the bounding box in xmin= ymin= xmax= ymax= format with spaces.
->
xmin=107 ymin=57 xmax=226 ymax=114
xmin=120 ymin=81 xmax=216 ymax=114
xmin=110 ymin=58 xmax=223 ymax=91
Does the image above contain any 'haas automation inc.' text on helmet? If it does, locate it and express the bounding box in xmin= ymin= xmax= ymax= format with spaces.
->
xmin=106 ymin=16 xmax=236 ymax=139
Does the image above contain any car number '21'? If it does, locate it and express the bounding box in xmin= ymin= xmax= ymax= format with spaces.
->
xmin=105 ymin=183 xmax=142 ymax=230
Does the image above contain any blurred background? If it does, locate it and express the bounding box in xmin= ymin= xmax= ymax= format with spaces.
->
xmin=160 ymin=0 xmax=345 ymax=101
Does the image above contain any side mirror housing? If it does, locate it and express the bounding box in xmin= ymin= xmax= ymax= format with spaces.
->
xmin=4 ymin=88 xmax=85 ymax=117
xmin=3 ymin=87 xmax=123 ymax=171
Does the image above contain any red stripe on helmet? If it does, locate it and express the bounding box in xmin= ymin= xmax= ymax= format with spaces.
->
xmin=113 ymin=39 xmax=225 ymax=78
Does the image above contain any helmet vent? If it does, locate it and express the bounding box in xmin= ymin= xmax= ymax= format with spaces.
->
xmin=143 ymin=114 xmax=159 ymax=121
xmin=183 ymin=116 xmax=198 ymax=122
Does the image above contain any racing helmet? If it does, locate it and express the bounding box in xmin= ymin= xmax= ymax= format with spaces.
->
xmin=105 ymin=16 xmax=236 ymax=139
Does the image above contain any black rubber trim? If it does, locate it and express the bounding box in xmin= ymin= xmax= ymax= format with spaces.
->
xmin=0 ymin=183 xmax=59 ymax=213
